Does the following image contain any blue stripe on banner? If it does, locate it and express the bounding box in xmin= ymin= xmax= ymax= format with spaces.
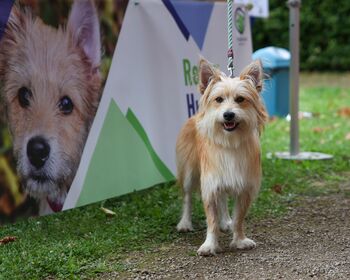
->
xmin=172 ymin=1 xmax=213 ymax=50
xmin=0 ymin=0 xmax=14 ymax=42
xmin=162 ymin=0 xmax=190 ymax=41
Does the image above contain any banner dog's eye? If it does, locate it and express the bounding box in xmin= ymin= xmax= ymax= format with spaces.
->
xmin=59 ymin=96 xmax=74 ymax=115
xmin=18 ymin=87 xmax=32 ymax=108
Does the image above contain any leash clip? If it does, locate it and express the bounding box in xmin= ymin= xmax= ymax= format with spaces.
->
xmin=227 ymin=48 xmax=235 ymax=78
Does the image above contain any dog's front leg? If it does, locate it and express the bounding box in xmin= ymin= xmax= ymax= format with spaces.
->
xmin=230 ymin=190 xmax=256 ymax=250
xmin=197 ymin=180 xmax=221 ymax=256
xmin=218 ymin=192 xmax=232 ymax=233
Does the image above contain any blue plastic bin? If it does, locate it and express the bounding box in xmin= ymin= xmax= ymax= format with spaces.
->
xmin=253 ymin=47 xmax=290 ymax=117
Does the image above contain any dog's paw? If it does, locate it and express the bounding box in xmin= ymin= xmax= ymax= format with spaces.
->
xmin=230 ymin=237 xmax=256 ymax=250
xmin=197 ymin=242 xmax=221 ymax=256
xmin=176 ymin=219 xmax=193 ymax=232
xmin=219 ymin=219 xmax=232 ymax=233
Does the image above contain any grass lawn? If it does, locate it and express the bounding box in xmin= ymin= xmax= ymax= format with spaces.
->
xmin=1 ymin=74 xmax=350 ymax=279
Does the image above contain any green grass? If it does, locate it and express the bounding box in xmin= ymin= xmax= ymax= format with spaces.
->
xmin=1 ymin=83 xmax=350 ymax=279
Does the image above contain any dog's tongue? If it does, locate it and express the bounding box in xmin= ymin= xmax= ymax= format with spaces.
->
xmin=47 ymin=197 xmax=63 ymax=212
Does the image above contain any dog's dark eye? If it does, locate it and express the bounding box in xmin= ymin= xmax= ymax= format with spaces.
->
xmin=235 ymin=96 xmax=245 ymax=103
xmin=59 ymin=96 xmax=74 ymax=115
xmin=215 ymin=97 xmax=224 ymax=103
xmin=18 ymin=87 xmax=32 ymax=108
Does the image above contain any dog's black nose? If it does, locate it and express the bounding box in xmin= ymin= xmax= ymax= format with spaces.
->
xmin=27 ymin=137 xmax=50 ymax=169
xmin=223 ymin=111 xmax=235 ymax=121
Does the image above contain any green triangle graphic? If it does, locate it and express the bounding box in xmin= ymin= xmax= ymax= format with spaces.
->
xmin=76 ymin=100 xmax=172 ymax=207
xmin=126 ymin=109 xmax=174 ymax=181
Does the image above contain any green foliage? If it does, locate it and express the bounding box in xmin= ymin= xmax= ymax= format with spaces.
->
xmin=253 ymin=0 xmax=350 ymax=71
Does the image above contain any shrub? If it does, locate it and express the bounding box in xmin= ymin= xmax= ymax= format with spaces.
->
xmin=252 ymin=0 xmax=350 ymax=71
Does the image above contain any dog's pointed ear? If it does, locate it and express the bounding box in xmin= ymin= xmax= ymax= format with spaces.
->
xmin=1 ymin=5 xmax=26 ymax=45
xmin=68 ymin=0 xmax=101 ymax=72
xmin=0 ymin=5 xmax=26 ymax=77
xmin=199 ymin=58 xmax=221 ymax=94
xmin=240 ymin=60 xmax=264 ymax=93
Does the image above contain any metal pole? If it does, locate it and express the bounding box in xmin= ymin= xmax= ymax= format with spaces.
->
xmin=288 ymin=0 xmax=301 ymax=156
xmin=269 ymin=0 xmax=332 ymax=160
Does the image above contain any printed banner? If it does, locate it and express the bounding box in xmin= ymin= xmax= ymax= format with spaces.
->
xmin=235 ymin=0 xmax=269 ymax=18
xmin=0 ymin=0 xmax=252 ymax=222
xmin=64 ymin=0 xmax=253 ymax=210
xmin=0 ymin=0 xmax=127 ymax=220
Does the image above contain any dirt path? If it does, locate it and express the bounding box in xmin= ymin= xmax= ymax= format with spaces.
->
xmin=103 ymin=190 xmax=350 ymax=280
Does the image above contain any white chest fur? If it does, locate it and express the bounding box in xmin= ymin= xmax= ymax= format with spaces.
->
xmin=201 ymin=139 xmax=261 ymax=197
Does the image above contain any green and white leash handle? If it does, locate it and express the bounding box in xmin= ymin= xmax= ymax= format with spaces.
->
xmin=227 ymin=0 xmax=235 ymax=78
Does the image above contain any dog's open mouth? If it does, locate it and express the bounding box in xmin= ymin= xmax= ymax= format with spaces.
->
xmin=223 ymin=121 xmax=239 ymax=132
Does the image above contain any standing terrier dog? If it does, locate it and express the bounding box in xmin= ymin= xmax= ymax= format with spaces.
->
xmin=176 ymin=59 xmax=267 ymax=256
xmin=0 ymin=0 xmax=101 ymax=214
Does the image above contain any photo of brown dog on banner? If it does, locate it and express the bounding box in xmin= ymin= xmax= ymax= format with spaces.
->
xmin=176 ymin=58 xmax=267 ymax=256
xmin=0 ymin=0 xmax=101 ymax=215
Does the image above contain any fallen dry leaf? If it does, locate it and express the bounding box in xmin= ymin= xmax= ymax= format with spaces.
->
xmin=312 ymin=127 xmax=324 ymax=133
xmin=0 ymin=236 xmax=17 ymax=245
xmin=101 ymin=207 xmax=116 ymax=217
xmin=337 ymin=107 xmax=350 ymax=118
xmin=272 ymin=184 xmax=283 ymax=194
xmin=346 ymin=133 xmax=350 ymax=141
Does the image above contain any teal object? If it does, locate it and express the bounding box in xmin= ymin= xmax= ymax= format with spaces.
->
xmin=253 ymin=47 xmax=290 ymax=117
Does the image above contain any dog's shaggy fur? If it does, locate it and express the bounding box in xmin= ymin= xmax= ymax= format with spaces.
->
xmin=0 ymin=0 xmax=101 ymax=214
xmin=176 ymin=59 xmax=268 ymax=256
